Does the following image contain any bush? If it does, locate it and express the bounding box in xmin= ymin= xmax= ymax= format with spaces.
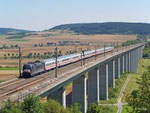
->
xmin=21 ymin=94 xmax=44 ymax=113
xmin=0 ymin=100 xmax=22 ymax=113
xmin=43 ymin=99 xmax=69 ymax=113
xmin=87 ymin=103 xmax=102 ymax=113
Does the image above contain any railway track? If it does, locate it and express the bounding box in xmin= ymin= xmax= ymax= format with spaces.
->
xmin=0 ymin=46 xmax=130 ymax=104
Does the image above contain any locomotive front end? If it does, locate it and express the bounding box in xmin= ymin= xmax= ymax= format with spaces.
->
xmin=23 ymin=64 xmax=32 ymax=78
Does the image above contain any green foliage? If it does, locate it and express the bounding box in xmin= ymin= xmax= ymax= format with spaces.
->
xmin=0 ymin=100 xmax=22 ymax=113
xmin=6 ymin=33 xmax=32 ymax=39
xmin=70 ymin=103 xmax=82 ymax=113
xmin=50 ymin=22 xmax=150 ymax=35
xmin=121 ymin=40 xmax=139 ymax=47
xmin=21 ymin=94 xmax=44 ymax=113
xmin=126 ymin=71 xmax=150 ymax=113
xmin=43 ymin=99 xmax=65 ymax=113
xmin=0 ymin=28 xmax=32 ymax=35
xmin=143 ymin=41 xmax=150 ymax=58
xmin=0 ymin=95 xmax=83 ymax=113
xmin=0 ymin=80 xmax=5 ymax=83
xmin=0 ymin=66 xmax=19 ymax=70
xmin=10 ymin=39 xmax=29 ymax=42
xmin=147 ymin=65 xmax=150 ymax=72
xmin=87 ymin=103 xmax=118 ymax=113
xmin=87 ymin=103 xmax=102 ymax=113
xmin=109 ymin=74 xmax=127 ymax=99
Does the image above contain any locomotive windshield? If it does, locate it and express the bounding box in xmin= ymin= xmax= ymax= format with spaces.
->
xmin=23 ymin=65 xmax=31 ymax=70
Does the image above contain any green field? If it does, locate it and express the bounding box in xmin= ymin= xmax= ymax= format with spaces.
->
xmin=99 ymin=73 xmax=128 ymax=104
xmin=0 ymin=67 xmax=19 ymax=70
xmin=122 ymin=59 xmax=150 ymax=103
xmin=10 ymin=39 xmax=30 ymax=42
xmin=0 ymin=35 xmax=11 ymax=39
xmin=0 ymin=80 xmax=5 ymax=83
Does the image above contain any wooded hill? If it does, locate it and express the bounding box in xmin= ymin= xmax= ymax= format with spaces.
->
xmin=50 ymin=22 xmax=150 ymax=35
xmin=0 ymin=28 xmax=33 ymax=35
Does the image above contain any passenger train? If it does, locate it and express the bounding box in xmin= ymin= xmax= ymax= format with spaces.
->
xmin=23 ymin=47 xmax=114 ymax=78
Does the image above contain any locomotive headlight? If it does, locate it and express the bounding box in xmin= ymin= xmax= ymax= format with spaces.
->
xmin=24 ymin=69 xmax=31 ymax=73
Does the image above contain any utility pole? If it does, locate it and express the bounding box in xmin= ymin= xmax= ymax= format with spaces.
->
xmin=55 ymin=47 xmax=58 ymax=78
xmin=80 ymin=48 xmax=83 ymax=66
xmin=19 ymin=47 xmax=22 ymax=78
xmin=104 ymin=43 xmax=106 ymax=57
xmin=117 ymin=43 xmax=118 ymax=52
xmin=83 ymin=51 xmax=85 ymax=65
xmin=95 ymin=46 xmax=97 ymax=60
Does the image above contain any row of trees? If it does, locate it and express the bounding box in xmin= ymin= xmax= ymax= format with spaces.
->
xmin=0 ymin=94 xmax=117 ymax=113
xmin=0 ymin=94 xmax=81 ymax=113
xmin=121 ymin=40 xmax=139 ymax=47
xmin=0 ymin=44 xmax=19 ymax=49
xmin=3 ymin=50 xmax=79 ymax=59
xmin=33 ymin=41 xmax=86 ymax=48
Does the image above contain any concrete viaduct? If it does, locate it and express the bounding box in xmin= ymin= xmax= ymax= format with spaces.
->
xmin=8 ymin=43 xmax=144 ymax=113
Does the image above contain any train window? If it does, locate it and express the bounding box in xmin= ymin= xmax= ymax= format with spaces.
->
xmin=23 ymin=65 xmax=31 ymax=69
xmin=46 ymin=62 xmax=53 ymax=67
xmin=73 ymin=56 xmax=78 ymax=58
xmin=62 ymin=58 xmax=69 ymax=62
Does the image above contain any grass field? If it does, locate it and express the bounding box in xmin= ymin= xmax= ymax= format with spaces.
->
xmin=99 ymin=73 xmax=128 ymax=104
xmin=122 ymin=59 xmax=150 ymax=103
xmin=0 ymin=35 xmax=12 ymax=39
xmin=10 ymin=39 xmax=30 ymax=42
xmin=0 ymin=67 xmax=19 ymax=70
xmin=0 ymin=80 xmax=5 ymax=83
xmin=99 ymin=106 xmax=118 ymax=113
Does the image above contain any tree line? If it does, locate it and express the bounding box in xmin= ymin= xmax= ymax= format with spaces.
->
xmin=0 ymin=94 xmax=117 ymax=113
xmin=3 ymin=50 xmax=79 ymax=59
xmin=50 ymin=22 xmax=150 ymax=35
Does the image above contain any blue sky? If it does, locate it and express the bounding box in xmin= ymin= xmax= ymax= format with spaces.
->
xmin=0 ymin=0 xmax=150 ymax=31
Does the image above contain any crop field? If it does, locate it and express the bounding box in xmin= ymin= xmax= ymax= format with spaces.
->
xmin=0 ymin=31 xmax=137 ymax=80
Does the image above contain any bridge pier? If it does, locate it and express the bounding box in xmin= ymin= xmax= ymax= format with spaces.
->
xmin=130 ymin=51 xmax=134 ymax=72
xmin=120 ymin=55 xmax=124 ymax=74
xmin=135 ymin=49 xmax=138 ymax=73
xmin=72 ymin=75 xmax=87 ymax=113
xmin=47 ymin=87 xmax=66 ymax=108
xmin=124 ymin=54 xmax=127 ymax=72
xmin=115 ymin=57 xmax=120 ymax=79
xmin=133 ymin=49 xmax=137 ymax=73
xmin=88 ymin=68 xmax=99 ymax=106
xmin=126 ymin=53 xmax=128 ymax=72
xmin=108 ymin=60 xmax=115 ymax=88
xmin=99 ymin=64 xmax=108 ymax=100
xmin=128 ymin=53 xmax=130 ymax=72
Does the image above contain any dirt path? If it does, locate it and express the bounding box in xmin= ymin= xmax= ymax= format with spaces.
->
xmin=116 ymin=74 xmax=131 ymax=113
